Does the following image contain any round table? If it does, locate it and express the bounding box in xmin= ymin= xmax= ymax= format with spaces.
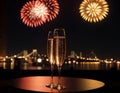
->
xmin=10 ymin=76 xmax=105 ymax=93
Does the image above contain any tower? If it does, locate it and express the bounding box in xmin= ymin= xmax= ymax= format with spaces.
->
xmin=70 ymin=51 xmax=76 ymax=58
xmin=0 ymin=0 xmax=7 ymax=57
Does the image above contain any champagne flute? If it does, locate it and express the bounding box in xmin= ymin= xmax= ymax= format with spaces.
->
xmin=46 ymin=31 xmax=55 ymax=88
xmin=53 ymin=28 xmax=66 ymax=90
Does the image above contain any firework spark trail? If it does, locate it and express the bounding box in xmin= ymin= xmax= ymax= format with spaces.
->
xmin=20 ymin=0 xmax=59 ymax=27
xmin=79 ymin=0 xmax=109 ymax=23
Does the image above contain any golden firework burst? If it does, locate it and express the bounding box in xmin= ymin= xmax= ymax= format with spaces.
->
xmin=79 ymin=0 xmax=109 ymax=23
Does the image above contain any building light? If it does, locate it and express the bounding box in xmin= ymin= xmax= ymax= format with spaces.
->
xmin=37 ymin=58 xmax=42 ymax=63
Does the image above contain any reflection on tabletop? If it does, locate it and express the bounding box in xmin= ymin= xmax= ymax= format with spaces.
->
xmin=10 ymin=76 xmax=104 ymax=93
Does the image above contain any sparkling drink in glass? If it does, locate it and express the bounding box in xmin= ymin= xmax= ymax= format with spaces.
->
xmin=46 ymin=31 xmax=55 ymax=88
xmin=53 ymin=28 xmax=66 ymax=90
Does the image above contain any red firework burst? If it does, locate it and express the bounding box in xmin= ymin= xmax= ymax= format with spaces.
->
xmin=42 ymin=0 xmax=60 ymax=22
xmin=20 ymin=0 xmax=59 ymax=27
xmin=20 ymin=0 xmax=49 ymax=27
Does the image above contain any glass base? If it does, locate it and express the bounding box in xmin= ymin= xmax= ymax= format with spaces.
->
xmin=46 ymin=83 xmax=56 ymax=89
xmin=54 ymin=84 xmax=66 ymax=90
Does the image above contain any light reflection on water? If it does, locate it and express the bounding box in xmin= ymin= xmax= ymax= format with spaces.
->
xmin=0 ymin=61 xmax=48 ymax=70
xmin=62 ymin=61 xmax=119 ymax=70
xmin=0 ymin=61 xmax=120 ymax=70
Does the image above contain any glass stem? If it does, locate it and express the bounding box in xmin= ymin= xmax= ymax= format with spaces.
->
xmin=58 ymin=66 xmax=61 ymax=85
xmin=51 ymin=64 xmax=54 ymax=84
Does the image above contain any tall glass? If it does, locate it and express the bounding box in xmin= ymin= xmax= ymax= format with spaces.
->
xmin=46 ymin=31 xmax=55 ymax=88
xmin=53 ymin=28 xmax=66 ymax=90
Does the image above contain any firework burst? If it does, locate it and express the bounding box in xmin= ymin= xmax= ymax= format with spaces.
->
xmin=20 ymin=0 xmax=59 ymax=27
xmin=20 ymin=0 xmax=49 ymax=27
xmin=79 ymin=0 xmax=109 ymax=23
xmin=42 ymin=0 xmax=60 ymax=22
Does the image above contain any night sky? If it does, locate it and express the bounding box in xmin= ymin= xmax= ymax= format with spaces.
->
xmin=3 ymin=0 xmax=120 ymax=59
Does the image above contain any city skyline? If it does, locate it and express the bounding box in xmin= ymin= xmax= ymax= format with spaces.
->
xmin=0 ymin=0 xmax=120 ymax=59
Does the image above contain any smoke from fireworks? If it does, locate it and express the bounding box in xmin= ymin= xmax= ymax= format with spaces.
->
xmin=79 ymin=0 xmax=109 ymax=23
xmin=20 ymin=0 xmax=59 ymax=27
